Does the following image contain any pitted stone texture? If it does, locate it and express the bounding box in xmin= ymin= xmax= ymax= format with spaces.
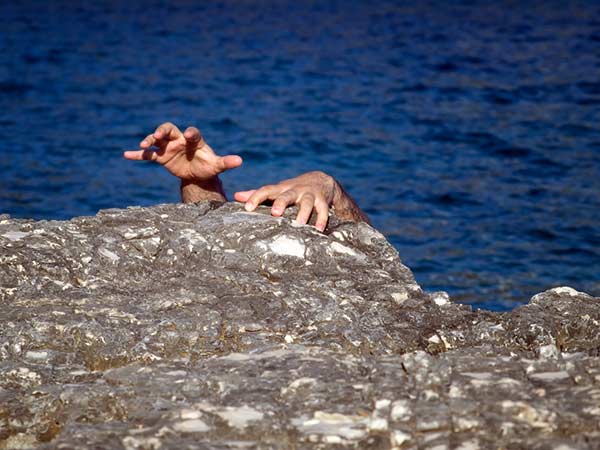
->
xmin=1 ymin=202 xmax=599 ymax=449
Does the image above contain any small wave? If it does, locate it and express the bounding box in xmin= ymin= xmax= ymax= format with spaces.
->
xmin=527 ymin=228 xmax=557 ymax=241
xmin=0 ymin=81 xmax=32 ymax=95
xmin=492 ymin=146 xmax=531 ymax=158
xmin=426 ymin=192 xmax=481 ymax=207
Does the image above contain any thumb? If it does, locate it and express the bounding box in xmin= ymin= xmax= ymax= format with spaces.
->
xmin=218 ymin=154 xmax=243 ymax=172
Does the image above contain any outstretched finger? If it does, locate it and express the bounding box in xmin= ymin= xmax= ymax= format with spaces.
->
xmin=271 ymin=190 xmax=297 ymax=217
xmin=183 ymin=127 xmax=203 ymax=155
xmin=314 ymin=199 xmax=330 ymax=232
xmin=140 ymin=134 xmax=156 ymax=148
xmin=245 ymin=185 xmax=280 ymax=211
xmin=153 ymin=122 xmax=181 ymax=142
xmin=234 ymin=190 xmax=256 ymax=202
xmin=123 ymin=149 xmax=158 ymax=161
xmin=296 ymin=193 xmax=315 ymax=225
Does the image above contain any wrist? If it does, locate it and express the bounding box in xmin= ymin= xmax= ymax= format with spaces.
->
xmin=180 ymin=176 xmax=222 ymax=192
xmin=331 ymin=177 xmax=344 ymax=209
xmin=180 ymin=176 xmax=226 ymax=203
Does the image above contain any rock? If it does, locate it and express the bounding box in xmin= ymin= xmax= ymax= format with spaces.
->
xmin=0 ymin=201 xmax=599 ymax=449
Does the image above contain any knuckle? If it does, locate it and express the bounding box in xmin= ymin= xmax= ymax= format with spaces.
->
xmin=301 ymin=193 xmax=315 ymax=203
xmin=283 ymin=189 xmax=297 ymax=199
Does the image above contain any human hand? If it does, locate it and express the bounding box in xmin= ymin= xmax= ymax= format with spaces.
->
xmin=234 ymin=171 xmax=338 ymax=231
xmin=123 ymin=122 xmax=242 ymax=182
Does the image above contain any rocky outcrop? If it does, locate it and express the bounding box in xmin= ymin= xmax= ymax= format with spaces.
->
xmin=1 ymin=202 xmax=599 ymax=449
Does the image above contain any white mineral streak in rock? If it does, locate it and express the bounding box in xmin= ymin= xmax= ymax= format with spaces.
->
xmin=528 ymin=371 xmax=570 ymax=381
xmin=179 ymin=409 xmax=202 ymax=420
xmin=328 ymin=241 xmax=364 ymax=260
xmin=454 ymin=417 xmax=480 ymax=432
xmin=24 ymin=350 xmax=49 ymax=361
xmin=431 ymin=291 xmax=450 ymax=306
xmin=2 ymin=231 xmax=30 ymax=241
xmin=495 ymin=377 xmax=522 ymax=386
xmin=280 ymin=377 xmax=316 ymax=396
xmin=390 ymin=400 xmax=412 ymax=421
xmin=368 ymin=399 xmax=391 ymax=431
xmin=532 ymin=287 xmax=583 ymax=303
xmin=428 ymin=334 xmax=442 ymax=344
xmin=550 ymin=286 xmax=581 ymax=296
xmin=448 ymin=384 xmax=464 ymax=399
xmin=407 ymin=283 xmax=422 ymax=293
xmin=331 ymin=231 xmax=346 ymax=241
xmin=583 ymin=406 xmax=600 ymax=415
xmin=454 ymin=438 xmax=481 ymax=450
xmin=8 ymin=367 xmax=41 ymax=387
xmin=421 ymin=389 xmax=440 ymax=401
xmin=122 ymin=436 xmax=162 ymax=450
xmin=220 ymin=353 xmax=252 ymax=362
xmin=178 ymin=229 xmax=208 ymax=253
xmin=228 ymin=211 xmax=276 ymax=224
xmin=216 ymin=405 xmax=264 ymax=429
xmin=368 ymin=417 xmax=388 ymax=431
xmin=238 ymin=323 xmax=263 ymax=332
xmin=462 ymin=372 xmax=494 ymax=380
xmin=123 ymin=226 xmax=159 ymax=240
xmin=390 ymin=429 xmax=412 ymax=447
xmin=288 ymin=377 xmax=317 ymax=390
xmin=501 ymin=401 xmax=556 ymax=429
xmin=292 ymin=411 xmax=368 ymax=441
xmin=391 ymin=290 xmax=409 ymax=304
xmin=98 ymin=247 xmax=120 ymax=262
xmin=172 ymin=419 xmax=210 ymax=433
xmin=375 ymin=399 xmax=392 ymax=410
xmin=267 ymin=235 xmax=305 ymax=258
xmin=537 ymin=344 xmax=561 ymax=360
xmin=166 ymin=370 xmax=187 ymax=378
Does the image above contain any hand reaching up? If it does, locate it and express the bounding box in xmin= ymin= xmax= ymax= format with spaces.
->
xmin=123 ymin=122 xmax=242 ymax=182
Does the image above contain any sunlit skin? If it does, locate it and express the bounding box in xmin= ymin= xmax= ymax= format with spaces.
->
xmin=124 ymin=122 xmax=369 ymax=231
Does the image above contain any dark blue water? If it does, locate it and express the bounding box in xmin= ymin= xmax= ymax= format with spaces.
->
xmin=1 ymin=1 xmax=599 ymax=310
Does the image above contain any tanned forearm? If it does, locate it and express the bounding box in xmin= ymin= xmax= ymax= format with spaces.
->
xmin=331 ymin=179 xmax=371 ymax=225
xmin=180 ymin=177 xmax=227 ymax=203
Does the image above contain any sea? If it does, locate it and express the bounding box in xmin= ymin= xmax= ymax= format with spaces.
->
xmin=1 ymin=0 xmax=599 ymax=310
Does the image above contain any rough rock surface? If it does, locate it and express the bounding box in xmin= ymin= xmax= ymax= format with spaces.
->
xmin=1 ymin=202 xmax=599 ymax=450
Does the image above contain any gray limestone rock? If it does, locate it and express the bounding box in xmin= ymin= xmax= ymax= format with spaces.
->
xmin=0 ymin=202 xmax=599 ymax=449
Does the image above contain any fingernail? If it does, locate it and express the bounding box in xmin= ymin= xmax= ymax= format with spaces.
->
xmin=245 ymin=203 xmax=253 ymax=211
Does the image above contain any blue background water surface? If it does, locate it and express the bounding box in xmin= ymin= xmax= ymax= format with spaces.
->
xmin=1 ymin=1 xmax=599 ymax=310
